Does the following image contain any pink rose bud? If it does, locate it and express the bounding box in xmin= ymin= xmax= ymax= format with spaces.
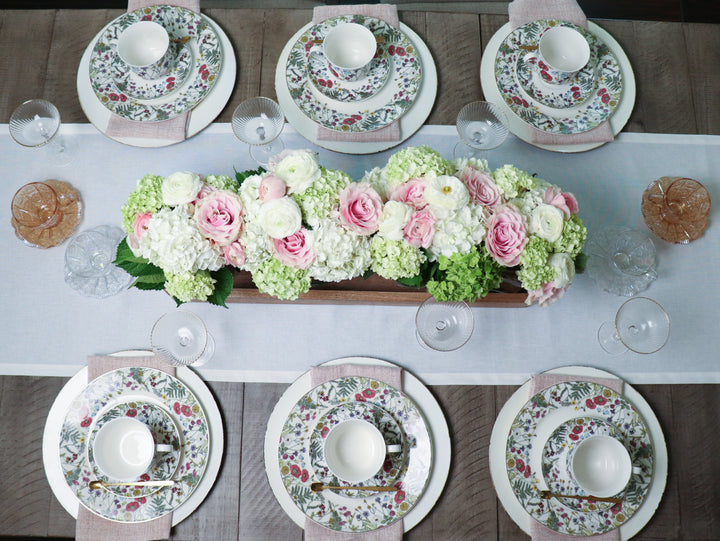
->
xmin=339 ymin=182 xmax=383 ymax=236
xmin=223 ymin=241 xmax=246 ymax=268
xmin=258 ymin=174 xmax=287 ymax=201
xmin=544 ymin=186 xmax=579 ymax=218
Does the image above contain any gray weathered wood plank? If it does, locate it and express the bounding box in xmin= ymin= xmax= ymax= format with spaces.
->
xmin=683 ymin=23 xmax=720 ymax=135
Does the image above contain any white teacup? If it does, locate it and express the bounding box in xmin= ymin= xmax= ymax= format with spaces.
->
xmin=323 ymin=419 xmax=402 ymax=483
xmin=534 ymin=25 xmax=590 ymax=84
xmin=92 ymin=417 xmax=173 ymax=481
xmin=117 ymin=21 xmax=174 ymax=80
xmin=568 ymin=435 xmax=641 ymax=497
xmin=321 ymin=22 xmax=377 ymax=82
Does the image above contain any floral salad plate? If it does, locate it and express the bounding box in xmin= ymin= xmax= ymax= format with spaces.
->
xmin=59 ymin=367 xmax=211 ymax=522
xmin=495 ymin=20 xmax=623 ymax=134
xmin=278 ymin=376 xmax=432 ymax=532
xmin=89 ymin=5 xmax=222 ymax=122
xmin=286 ymin=14 xmax=423 ymax=133
xmin=506 ymin=381 xmax=653 ymax=536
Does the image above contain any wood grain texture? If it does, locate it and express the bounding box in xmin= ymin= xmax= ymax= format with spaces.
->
xmin=683 ymin=23 xmax=720 ymax=135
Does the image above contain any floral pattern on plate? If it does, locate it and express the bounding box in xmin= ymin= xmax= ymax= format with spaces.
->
xmin=495 ymin=20 xmax=623 ymax=134
xmin=506 ymin=381 xmax=654 ymax=536
xmin=309 ymin=401 xmax=407 ymax=498
xmin=111 ymin=43 xmax=193 ymax=101
xmin=89 ymin=5 xmax=221 ymax=122
xmin=59 ymin=367 xmax=210 ymax=522
xmin=286 ymin=14 xmax=422 ymax=132
xmin=278 ymin=376 xmax=431 ymax=532
xmin=306 ymin=18 xmax=391 ymax=103
xmin=86 ymin=400 xmax=181 ymax=498
xmin=515 ymin=53 xmax=596 ymax=109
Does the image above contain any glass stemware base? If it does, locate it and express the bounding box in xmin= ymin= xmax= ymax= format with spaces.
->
xmin=416 ymin=297 xmax=474 ymax=352
xmin=599 ymin=297 xmax=670 ymax=355
xmin=151 ymin=310 xmax=215 ymax=366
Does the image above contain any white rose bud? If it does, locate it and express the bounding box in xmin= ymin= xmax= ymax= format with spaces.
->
xmin=162 ymin=171 xmax=202 ymax=206
xmin=274 ymin=150 xmax=322 ymax=194
xmin=258 ymin=196 xmax=302 ymax=239
xmin=378 ymin=201 xmax=412 ymax=241
xmin=530 ymin=203 xmax=564 ymax=243
xmin=423 ymin=175 xmax=470 ymax=217
xmin=549 ymin=252 xmax=575 ymax=288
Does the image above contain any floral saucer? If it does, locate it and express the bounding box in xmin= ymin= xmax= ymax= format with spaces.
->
xmin=89 ymin=5 xmax=222 ymax=122
xmin=86 ymin=399 xmax=181 ymax=498
xmin=309 ymin=401 xmax=407 ymax=498
xmin=278 ymin=376 xmax=431 ymax=532
xmin=495 ymin=20 xmax=623 ymax=134
xmin=59 ymin=367 xmax=210 ymax=522
xmin=506 ymin=381 xmax=654 ymax=536
xmin=515 ymin=52 xmax=596 ymax=109
xmin=286 ymin=14 xmax=422 ymax=133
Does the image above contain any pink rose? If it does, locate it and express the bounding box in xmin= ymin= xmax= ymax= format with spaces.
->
xmin=403 ymin=209 xmax=435 ymax=248
xmin=389 ymin=178 xmax=427 ymax=210
xmin=273 ymin=228 xmax=314 ymax=269
xmin=223 ymin=241 xmax=246 ymax=268
xmin=339 ymin=182 xmax=383 ymax=236
xmin=459 ymin=166 xmax=500 ymax=208
xmin=132 ymin=212 xmax=152 ymax=239
xmin=194 ymin=183 xmax=217 ymax=203
xmin=258 ymin=174 xmax=287 ymax=201
xmin=525 ymin=281 xmax=568 ymax=307
xmin=485 ymin=205 xmax=528 ymax=266
xmin=544 ymin=186 xmax=578 ymax=218
xmin=194 ymin=190 xmax=244 ymax=245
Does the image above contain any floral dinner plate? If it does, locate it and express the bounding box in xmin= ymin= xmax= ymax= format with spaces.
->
xmin=59 ymin=367 xmax=210 ymax=522
xmin=278 ymin=376 xmax=431 ymax=532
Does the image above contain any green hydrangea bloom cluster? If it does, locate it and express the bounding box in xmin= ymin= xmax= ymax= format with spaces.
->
xmin=516 ymin=236 xmax=553 ymax=291
xmin=252 ymin=258 xmax=311 ymax=300
xmin=553 ymin=214 xmax=587 ymax=258
xmin=370 ymin=237 xmax=426 ymax=281
xmin=120 ymin=174 xmax=164 ymax=234
xmin=384 ymin=146 xmax=453 ymax=187
xmin=204 ymin=174 xmax=239 ymax=192
xmin=492 ymin=165 xmax=537 ymax=199
xmin=294 ymin=168 xmax=351 ymax=227
xmin=165 ymin=270 xmax=216 ymax=303
xmin=426 ymin=247 xmax=503 ymax=302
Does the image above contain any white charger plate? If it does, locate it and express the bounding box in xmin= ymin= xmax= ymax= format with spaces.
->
xmin=264 ymin=356 xmax=451 ymax=532
xmin=42 ymin=350 xmax=224 ymax=526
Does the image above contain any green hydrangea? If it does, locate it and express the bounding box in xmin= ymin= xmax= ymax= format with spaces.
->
xmin=252 ymin=258 xmax=311 ymax=300
xmin=384 ymin=146 xmax=453 ymax=187
xmin=204 ymin=174 xmax=239 ymax=192
xmin=293 ymin=168 xmax=351 ymax=228
xmin=370 ymin=237 xmax=426 ymax=281
xmin=516 ymin=236 xmax=553 ymax=291
xmin=121 ymin=174 xmax=165 ymax=234
xmin=165 ymin=270 xmax=216 ymax=303
xmin=553 ymin=214 xmax=588 ymax=258
xmin=426 ymin=246 xmax=503 ymax=302
xmin=492 ymin=165 xmax=537 ymax=199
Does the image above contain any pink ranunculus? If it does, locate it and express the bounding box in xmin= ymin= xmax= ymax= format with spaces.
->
xmin=485 ymin=205 xmax=528 ymax=266
xmin=459 ymin=166 xmax=501 ymax=208
xmin=339 ymin=182 xmax=383 ymax=236
xmin=194 ymin=190 xmax=245 ymax=245
xmin=132 ymin=212 xmax=152 ymax=239
xmin=403 ymin=209 xmax=435 ymax=248
xmin=389 ymin=178 xmax=428 ymax=210
xmin=272 ymin=228 xmax=315 ymax=269
xmin=525 ymin=281 xmax=568 ymax=307
xmin=258 ymin=174 xmax=287 ymax=201
xmin=544 ymin=186 xmax=579 ymax=218
xmin=223 ymin=241 xmax=246 ymax=268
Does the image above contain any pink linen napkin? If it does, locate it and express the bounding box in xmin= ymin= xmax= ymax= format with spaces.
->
xmin=305 ymin=363 xmax=404 ymax=541
xmin=76 ymin=355 xmax=175 ymax=541
xmin=528 ymin=371 xmax=623 ymax=541
xmin=507 ymin=0 xmax=614 ymax=145
xmin=312 ymin=4 xmax=402 ymax=143
xmin=105 ymin=0 xmax=201 ymax=143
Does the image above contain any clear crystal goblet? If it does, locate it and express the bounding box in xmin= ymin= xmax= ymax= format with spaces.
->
xmin=416 ymin=297 xmax=474 ymax=352
xmin=598 ymin=297 xmax=670 ymax=355
xmin=454 ymin=101 xmax=508 ymax=160
xmin=151 ymin=310 xmax=215 ymax=367
xmin=232 ymin=97 xmax=285 ymax=167
xmin=9 ymin=99 xmax=74 ymax=166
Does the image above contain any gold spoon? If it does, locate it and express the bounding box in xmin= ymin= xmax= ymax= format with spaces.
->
xmin=310 ymin=482 xmax=398 ymax=493
xmin=89 ymin=479 xmax=175 ymax=490
xmin=540 ymin=490 xmax=623 ymax=504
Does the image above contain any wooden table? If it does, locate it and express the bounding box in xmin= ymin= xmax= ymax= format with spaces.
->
xmin=1 ymin=8 xmax=719 ymax=540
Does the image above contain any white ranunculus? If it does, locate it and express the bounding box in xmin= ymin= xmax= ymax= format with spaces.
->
xmin=238 ymin=174 xmax=263 ymax=217
xmin=549 ymin=252 xmax=575 ymax=288
xmin=162 ymin=171 xmax=202 ymax=206
xmin=258 ymin=196 xmax=302 ymax=239
xmin=378 ymin=200 xmax=412 ymax=241
xmin=423 ymin=174 xmax=470 ymax=217
xmin=530 ymin=203 xmax=564 ymax=243
xmin=274 ymin=150 xmax=322 ymax=194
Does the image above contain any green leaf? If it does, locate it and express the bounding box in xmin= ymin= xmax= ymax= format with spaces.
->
xmin=234 ymin=166 xmax=265 ymax=187
xmin=207 ymin=267 xmax=234 ymax=308
xmin=397 ymin=274 xmax=423 ymax=288
xmin=113 ymin=238 xmax=164 ymax=277
xmin=575 ymin=252 xmax=588 ymax=273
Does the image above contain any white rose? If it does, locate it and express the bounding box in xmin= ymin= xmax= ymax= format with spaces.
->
xmin=423 ymin=175 xmax=470 ymax=218
xmin=258 ymin=196 xmax=302 ymax=239
xmin=274 ymin=150 xmax=321 ymax=194
xmin=530 ymin=203 xmax=564 ymax=243
xmin=549 ymin=252 xmax=575 ymax=288
xmin=162 ymin=171 xmax=202 ymax=206
xmin=378 ymin=200 xmax=412 ymax=241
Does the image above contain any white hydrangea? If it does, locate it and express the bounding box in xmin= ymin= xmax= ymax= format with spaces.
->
xmin=549 ymin=252 xmax=575 ymax=288
xmin=510 ymin=182 xmax=552 ymax=216
xmin=238 ymin=174 xmax=263 ymax=217
xmin=309 ymin=218 xmax=372 ymax=282
xmin=361 ymin=166 xmax=389 ymax=199
xmin=427 ymin=205 xmax=486 ymax=261
xmin=452 ymin=156 xmax=490 ymax=175
xmin=238 ymin=219 xmax=272 ymax=272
